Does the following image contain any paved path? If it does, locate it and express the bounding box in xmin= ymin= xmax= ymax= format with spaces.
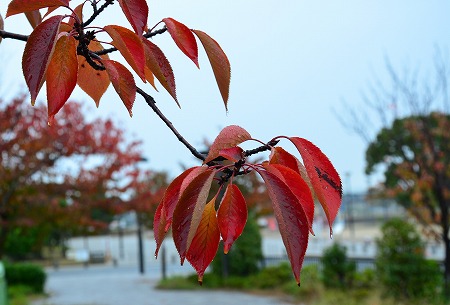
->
xmin=32 ymin=265 xmax=294 ymax=305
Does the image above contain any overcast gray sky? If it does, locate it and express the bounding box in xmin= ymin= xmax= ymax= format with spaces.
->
xmin=1 ymin=1 xmax=449 ymax=194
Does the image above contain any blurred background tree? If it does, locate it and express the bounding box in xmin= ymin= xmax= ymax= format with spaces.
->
xmin=0 ymin=96 xmax=144 ymax=259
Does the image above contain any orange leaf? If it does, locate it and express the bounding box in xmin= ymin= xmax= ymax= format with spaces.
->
xmin=22 ymin=15 xmax=64 ymax=105
xmin=6 ymin=0 xmax=68 ymax=17
xmin=104 ymin=25 xmax=146 ymax=82
xmin=163 ymin=17 xmax=199 ymax=67
xmin=217 ymin=183 xmax=247 ymax=254
xmin=142 ymin=39 xmax=178 ymax=106
xmin=118 ymin=0 xmax=148 ymax=36
xmin=204 ymin=125 xmax=251 ymax=164
xmin=186 ymin=197 xmax=220 ymax=284
xmin=288 ymin=137 xmax=342 ymax=235
xmin=103 ymin=59 xmax=136 ymax=117
xmin=172 ymin=169 xmax=215 ymax=264
xmin=258 ymin=168 xmax=309 ymax=285
xmin=25 ymin=10 xmax=42 ymax=29
xmin=77 ymin=41 xmax=110 ymax=106
xmin=192 ymin=29 xmax=231 ymax=110
xmin=46 ymin=35 xmax=78 ymax=124
xmin=154 ymin=166 xmax=199 ymax=257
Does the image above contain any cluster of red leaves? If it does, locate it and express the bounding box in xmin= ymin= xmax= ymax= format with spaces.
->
xmin=3 ymin=0 xmax=230 ymax=123
xmin=154 ymin=125 xmax=342 ymax=285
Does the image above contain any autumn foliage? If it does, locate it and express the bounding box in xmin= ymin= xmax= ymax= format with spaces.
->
xmin=0 ymin=97 xmax=142 ymax=257
xmin=0 ymin=0 xmax=342 ymax=285
xmin=154 ymin=125 xmax=342 ymax=284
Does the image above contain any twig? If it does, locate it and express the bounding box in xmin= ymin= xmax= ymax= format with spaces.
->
xmin=244 ymin=139 xmax=279 ymax=157
xmin=95 ymin=27 xmax=167 ymax=56
xmin=0 ymin=30 xmax=28 ymax=42
xmin=136 ymin=87 xmax=206 ymax=161
xmin=82 ymin=0 xmax=115 ymax=27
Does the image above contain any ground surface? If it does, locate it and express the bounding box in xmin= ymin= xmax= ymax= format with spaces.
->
xmin=32 ymin=265 xmax=294 ymax=305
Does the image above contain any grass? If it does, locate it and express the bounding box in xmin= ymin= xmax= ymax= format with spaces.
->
xmin=7 ymin=285 xmax=47 ymax=305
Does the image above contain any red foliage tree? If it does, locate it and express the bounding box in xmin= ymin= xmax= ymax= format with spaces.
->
xmin=0 ymin=1 xmax=343 ymax=284
xmin=0 ymin=97 xmax=142 ymax=257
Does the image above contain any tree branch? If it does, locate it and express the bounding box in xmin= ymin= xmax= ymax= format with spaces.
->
xmin=95 ymin=27 xmax=167 ymax=56
xmin=136 ymin=87 xmax=206 ymax=161
xmin=0 ymin=30 xmax=28 ymax=42
xmin=82 ymin=0 xmax=115 ymax=27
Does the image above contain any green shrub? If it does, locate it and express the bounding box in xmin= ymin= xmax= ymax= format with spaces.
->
xmin=252 ymin=262 xmax=293 ymax=289
xmin=283 ymin=264 xmax=321 ymax=300
xmin=375 ymin=218 xmax=443 ymax=301
xmin=320 ymin=243 xmax=356 ymax=289
xmin=5 ymin=262 xmax=46 ymax=293
xmin=212 ymin=214 xmax=263 ymax=278
xmin=353 ymin=268 xmax=376 ymax=289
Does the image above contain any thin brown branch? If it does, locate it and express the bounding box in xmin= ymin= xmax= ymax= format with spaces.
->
xmin=136 ymin=87 xmax=206 ymax=161
xmin=0 ymin=30 xmax=28 ymax=42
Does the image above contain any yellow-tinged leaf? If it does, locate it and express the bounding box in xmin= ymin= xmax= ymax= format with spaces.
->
xmin=192 ymin=29 xmax=231 ymax=110
xmin=77 ymin=41 xmax=110 ymax=106
xmin=186 ymin=196 xmax=220 ymax=284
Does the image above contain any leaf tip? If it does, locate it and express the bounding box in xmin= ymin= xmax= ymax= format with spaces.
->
xmin=47 ymin=115 xmax=55 ymax=126
xmin=223 ymin=243 xmax=231 ymax=254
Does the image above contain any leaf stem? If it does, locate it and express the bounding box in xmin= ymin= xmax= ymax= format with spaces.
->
xmin=136 ymin=87 xmax=206 ymax=161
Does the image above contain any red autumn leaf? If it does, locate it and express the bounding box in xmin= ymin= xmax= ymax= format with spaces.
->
xmin=103 ymin=25 xmax=146 ymax=82
xmin=172 ymin=169 xmax=215 ymax=264
xmin=258 ymin=169 xmax=309 ymax=286
xmin=217 ymin=183 xmax=247 ymax=253
xmin=186 ymin=196 xmax=220 ymax=284
xmin=163 ymin=17 xmax=199 ymax=68
xmin=218 ymin=146 xmax=244 ymax=163
xmin=154 ymin=166 xmax=199 ymax=257
xmin=192 ymin=29 xmax=231 ymax=110
xmin=118 ymin=0 xmax=148 ymax=37
xmin=269 ymin=146 xmax=312 ymax=193
xmin=22 ymin=15 xmax=64 ymax=105
xmin=142 ymin=39 xmax=178 ymax=106
xmin=6 ymin=0 xmax=68 ymax=17
xmin=25 ymin=10 xmax=42 ymax=29
xmin=264 ymin=163 xmax=315 ymax=235
xmin=288 ymin=137 xmax=342 ymax=234
xmin=77 ymin=41 xmax=110 ymax=106
xmin=46 ymin=35 xmax=78 ymax=124
xmin=102 ymin=59 xmax=136 ymax=117
xmin=204 ymin=125 xmax=252 ymax=164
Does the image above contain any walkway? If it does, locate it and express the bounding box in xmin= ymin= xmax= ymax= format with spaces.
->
xmin=32 ymin=265 xmax=294 ymax=305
